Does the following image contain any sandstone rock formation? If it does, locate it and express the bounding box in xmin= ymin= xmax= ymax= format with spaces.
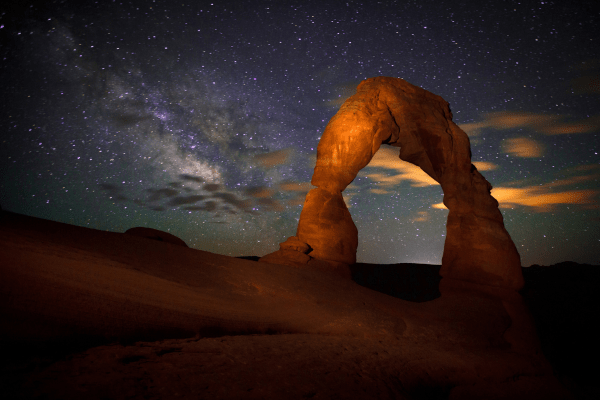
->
xmin=125 ymin=227 xmax=189 ymax=247
xmin=261 ymin=76 xmax=523 ymax=290
xmin=0 ymin=211 xmax=573 ymax=399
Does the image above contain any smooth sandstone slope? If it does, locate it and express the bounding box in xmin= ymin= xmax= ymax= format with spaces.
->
xmin=0 ymin=211 xmax=571 ymax=399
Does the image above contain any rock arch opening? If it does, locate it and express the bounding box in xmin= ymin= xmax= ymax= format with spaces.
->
xmin=352 ymin=146 xmax=447 ymax=265
xmin=261 ymin=77 xmax=523 ymax=290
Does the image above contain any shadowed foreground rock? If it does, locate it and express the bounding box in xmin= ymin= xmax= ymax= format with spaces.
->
xmin=125 ymin=227 xmax=189 ymax=247
xmin=0 ymin=211 xmax=574 ymax=399
xmin=260 ymin=76 xmax=522 ymax=291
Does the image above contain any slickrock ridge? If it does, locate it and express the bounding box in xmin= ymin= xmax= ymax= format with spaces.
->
xmin=125 ymin=227 xmax=189 ymax=247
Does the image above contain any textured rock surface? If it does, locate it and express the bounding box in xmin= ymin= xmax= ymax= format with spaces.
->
xmin=0 ymin=211 xmax=573 ymax=399
xmin=262 ymin=76 xmax=523 ymax=290
xmin=124 ymin=226 xmax=188 ymax=247
xmin=296 ymin=188 xmax=358 ymax=265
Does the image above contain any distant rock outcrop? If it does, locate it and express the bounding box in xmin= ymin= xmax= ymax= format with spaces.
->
xmin=261 ymin=77 xmax=523 ymax=290
xmin=124 ymin=227 xmax=188 ymax=247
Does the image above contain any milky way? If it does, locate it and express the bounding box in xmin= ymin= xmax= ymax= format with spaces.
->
xmin=1 ymin=0 xmax=598 ymax=266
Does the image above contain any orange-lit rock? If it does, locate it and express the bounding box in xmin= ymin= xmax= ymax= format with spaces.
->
xmin=0 ymin=211 xmax=573 ymax=398
xmin=262 ymin=76 xmax=523 ymax=290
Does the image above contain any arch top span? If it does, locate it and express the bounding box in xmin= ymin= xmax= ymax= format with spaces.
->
xmin=312 ymin=76 xmax=465 ymax=193
xmin=260 ymin=77 xmax=524 ymax=291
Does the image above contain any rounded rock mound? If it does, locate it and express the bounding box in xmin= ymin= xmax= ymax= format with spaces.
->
xmin=124 ymin=227 xmax=188 ymax=247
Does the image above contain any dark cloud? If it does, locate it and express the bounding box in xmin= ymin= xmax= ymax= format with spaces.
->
xmin=179 ymin=174 xmax=205 ymax=183
xmin=98 ymin=183 xmax=129 ymax=202
xmin=146 ymin=188 xmax=179 ymax=202
xmin=221 ymin=206 xmax=238 ymax=215
xmin=98 ymin=183 xmax=120 ymax=191
xmin=212 ymin=192 xmax=252 ymax=212
xmin=167 ymin=195 xmax=207 ymax=206
xmin=203 ymin=183 xmax=221 ymax=192
xmin=184 ymin=201 xmax=217 ymax=211
xmin=113 ymin=195 xmax=128 ymax=202
xmin=109 ymin=111 xmax=153 ymax=127
xmin=257 ymin=197 xmax=284 ymax=212
xmin=202 ymin=201 xmax=218 ymax=211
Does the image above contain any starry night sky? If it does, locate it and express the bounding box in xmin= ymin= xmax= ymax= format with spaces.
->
xmin=1 ymin=0 xmax=598 ymax=267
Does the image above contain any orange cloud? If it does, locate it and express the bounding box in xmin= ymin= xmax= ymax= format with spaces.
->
xmin=432 ymin=167 xmax=599 ymax=211
xmin=502 ymin=137 xmax=545 ymax=158
xmin=432 ymin=187 xmax=597 ymax=212
xmin=542 ymin=116 xmax=600 ymax=134
xmin=432 ymin=202 xmax=447 ymax=210
xmin=486 ymin=112 xmax=557 ymax=130
xmin=343 ymin=193 xmax=355 ymax=209
xmin=458 ymin=121 xmax=489 ymax=136
xmin=472 ymin=161 xmax=498 ymax=171
xmin=253 ymin=148 xmax=293 ymax=169
xmin=370 ymin=188 xmax=390 ymax=194
xmin=363 ymin=147 xmax=439 ymax=187
xmin=245 ymin=187 xmax=275 ymax=198
xmin=544 ymin=174 xmax=599 ymax=189
xmin=491 ymin=187 xmax=597 ymax=211
xmin=279 ymin=181 xmax=314 ymax=192
xmin=411 ymin=211 xmax=429 ymax=222
xmin=461 ymin=111 xmax=600 ymax=135
xmin=569 ymin=164 xmax=600 ymax=173
xmin=256 ymin=197 xmax=285 ymax=212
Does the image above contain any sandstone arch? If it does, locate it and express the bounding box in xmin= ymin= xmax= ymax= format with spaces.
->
xmin=261 ymin=77 xmax=523 ymax=290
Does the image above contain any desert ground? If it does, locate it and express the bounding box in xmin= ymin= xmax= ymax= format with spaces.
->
xmin=1 ymin=210 xmax=598 ymax=399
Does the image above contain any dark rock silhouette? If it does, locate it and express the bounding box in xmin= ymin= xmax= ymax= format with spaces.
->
xmin=236 ymin=255 xmax=261 ymax=261
xmin=260 ymin=77 xmax=523 ymax=291
xmin=124 ymin=227 xmax=189 ymax=247
xmin=521 ymin=262 xmax=600 ymax=397
xmin=351 ymin=263 xmax=442 ymax=302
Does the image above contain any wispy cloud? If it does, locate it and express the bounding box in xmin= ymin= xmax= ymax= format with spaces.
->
xmin=411 ymin=211 xmax=429 ymax=222
xmin=472 ymin=161 xmax=498 ymax=171
xmin=363 ymin=147 xmax=439 ymax=187
xmin=369 ymin=188 xmax=390 ymax=194
xmin=323 ymin=81 xmax=360 ymax=107
xmin=502 ymin=137 xmax=545 ymax=158
xmin=256 ymin=197 xmax=284 ymax=212
xmin=253 ymin=148 xmax=293 ymax=169
xmin=432 ymin=164 xmax=600 ymax=212
xmin=279 ymin=181 xmax=314 ymax=192
xmin=343 ymin=192 xmax=355 ymax=209
xmin=491 ymin=187 xmax=597 ymax=211
xmin=432 ymin=173 xmax=599 ymax=212
xmin=431 ymin=188 xmax=597 ymax=212
xmin=458 ymin=121 xmax=492 ymax=136
xmin=459 ymin=111 xmax=600 ymax=136
xmin=245 ymin=186 xmax=275 ymax=198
